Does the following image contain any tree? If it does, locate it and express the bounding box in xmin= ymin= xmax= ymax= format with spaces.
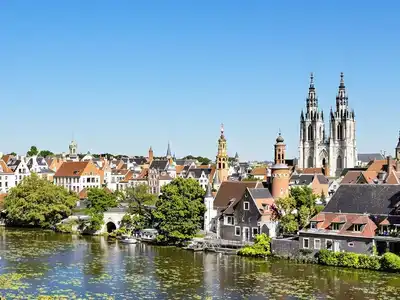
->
xmin=183 ymin=155 xmax=211 ymax=165
xmin=4 ymin=173 xmax=78 ymax=228
xmin=8 ymin=152 xmax=16 ymax=156
xmin=38 ymin=150 xmax=54 ymax=157
xmin=153 ymin=177 xmax=206 ymax=244
xmin=119 ymin=184 xmax=157 ymax=231
xmin=27 ymin=146 xmax=39 ymax=156
xmin=273 ymin=186 xmax=318 ymax=234
xmin=84 ymin=187 xmax=118 ymax=231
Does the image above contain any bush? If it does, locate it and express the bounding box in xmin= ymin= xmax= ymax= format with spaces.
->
xmin=337 ymin=252 xmax=359 ymax=268
xmin=381 ymin=252 xmax=400 ymax=271
xmin=55 ymin=223 xmax=74 ymax=234
xmin=318 ymin=249 xmax=338 ymax=266
xmin=238 ymin=233 xmax=271 ymax=258
xmin=358 ymin=254 xmax=381 ymax=270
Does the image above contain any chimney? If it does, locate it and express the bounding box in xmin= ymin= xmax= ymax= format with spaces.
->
xmin=387 ymin=156 xmax=393 ymax=175
xmin=377 ymin=171 xmax=386 ymax=181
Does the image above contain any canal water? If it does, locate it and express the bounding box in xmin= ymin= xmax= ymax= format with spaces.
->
xmin=0 ymin=228 xmax=399 ymax=299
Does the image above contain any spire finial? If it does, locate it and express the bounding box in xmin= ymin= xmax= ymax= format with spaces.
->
xmin=166 ymin=141 xmax=171 ymax=157
xmin=278 ymin=128 xmax=281 ymax=136
xmin=220 ymin=123 xmax=224 ymax=136
xmin=310 ymin=72 xmax=314 ymax=88
xmin=339 ymin=72 xmax=345 ymax=88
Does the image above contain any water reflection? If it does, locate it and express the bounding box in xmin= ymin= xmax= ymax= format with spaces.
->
xmin=0 ymin=228 xmax=399 ymax=299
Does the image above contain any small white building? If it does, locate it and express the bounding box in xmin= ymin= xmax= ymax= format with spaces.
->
xmin=7 ymin=157 xmax=31 ymax=186
xmin=0 ymin=160 xmax=15 ymax=193
xmin=203 ymin=184 xmax=217 ymax=232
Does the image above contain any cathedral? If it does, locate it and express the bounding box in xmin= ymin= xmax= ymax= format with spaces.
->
xmin=299 ymin=73 xmax=357 ymax=177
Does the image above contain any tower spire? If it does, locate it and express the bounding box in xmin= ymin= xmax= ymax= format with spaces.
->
xmin=166 ymin=141 xmax=171 ymax=158
xmin=220 ymin=123 xmax=224 ymax=137
xmin=306 ymin=72 xmax=317 ymax=113
xmin=339 ymin=72 xmax=345 ymax=88
xmin=336 ymin=72 xmax=348 ymax=110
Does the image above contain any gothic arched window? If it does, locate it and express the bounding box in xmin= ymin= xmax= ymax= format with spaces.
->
xmin=307 ymin=156 xmax=313 ymax=168
xmin=319 ymin=126 xmax=322 ymax=139
xmin=337 ymin=124 xmax=343 ymax=140
xmin=336 ymin=155 xmax=343 ymax=169
xmin=308 ymin=125 xmax=313 ymax=141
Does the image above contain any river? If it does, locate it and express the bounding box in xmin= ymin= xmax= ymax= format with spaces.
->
xmin=0 ymin=228 xmax=399 ymax=299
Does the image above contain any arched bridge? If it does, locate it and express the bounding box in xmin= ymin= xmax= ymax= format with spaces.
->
xmin=102 ymin=207 xmax=127 ymax=233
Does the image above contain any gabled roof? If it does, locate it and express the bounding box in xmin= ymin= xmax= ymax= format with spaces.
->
xmin=186 ymin=168 xmax=212 ymax=179
xmin=7 ymin=159 xmax=22 ymax=172
xmin=366 ymin=159 xmax=397 ymax=172
xmin=149 ymin=160 xmax=168 ymax=171
xmin=54 ymin=161 xmax=97 ymax=177
xmin=111 ymin=169 xmax=129 ymax=176
xmin=213 ymin=181 xmax=261 ymax=209
xmin=0 ymin=160 xmax=13 ymax=174
xmin=248 ymin=188 xmax=272 ymax=199
xmin=357 ymin=153 xmax=384 ymax=163
xmin=323 ymin=184 xmax=400 ymax=215
xmin=341 ymin=171 xmax=362 ymax=184
xmin=251 ymin=167 xmax=267 ymax=176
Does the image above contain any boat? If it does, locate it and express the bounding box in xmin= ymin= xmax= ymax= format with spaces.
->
xmin=120 ymin=235 xmax=138 ymax=244
xmin=139 ymin=228 xmax=158 ymax=243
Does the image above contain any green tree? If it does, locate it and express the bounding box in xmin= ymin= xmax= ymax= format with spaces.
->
xmin=153 ymin=177 xmax=206 ymax=244
xmin=274 ymin=186 xmax=318 ymax=234
xmin=27 ymin=145 xmax=39 ymax=156
xmin=8 ymin=152 xmax=17 ymax=156
xmin=4 ymin=173 xmax=78 ymax=228
xmin=242 ymin=175 xmax=258 ymax=181
xmin=84 ymin=187 xmax=118 ymax=231
xmin=38 ymin=150 xmax=54 ymax=157
xmin=119 ymin=184 xmax=157 ymax=231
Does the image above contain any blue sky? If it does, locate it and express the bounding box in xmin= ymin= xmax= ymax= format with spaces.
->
xmin=1 ymin=1 xmax=399 ymax=160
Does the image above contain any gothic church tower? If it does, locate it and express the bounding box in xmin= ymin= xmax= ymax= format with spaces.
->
xmin=299 ymin=73 xmax=357 ymax=177
xmin=216 ymin=124 xmax=229 ymax=182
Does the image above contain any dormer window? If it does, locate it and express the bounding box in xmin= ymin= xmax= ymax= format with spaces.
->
xmin=310 ymin=222 xmax=317 ymax=229
xmin=353 ymin=224 xmax=362 ymax=232
xmin=244 ymin=201 xmax=250 ymax=210
xmin=332 ymin=223 xmax=341 ymax=231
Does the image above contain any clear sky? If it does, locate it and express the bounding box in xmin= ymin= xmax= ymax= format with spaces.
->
xmin=1 ymin=1 xmax=400 ymax=160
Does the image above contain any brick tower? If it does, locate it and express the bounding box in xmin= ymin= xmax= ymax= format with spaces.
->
xmin=270 ymin=132 xmax=290 ymax=199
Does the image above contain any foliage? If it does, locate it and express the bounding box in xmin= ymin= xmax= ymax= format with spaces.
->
xmin=86 ymin=188 xmax=117 ymax=213
xmin=238 ymin=234 xmax=271 ymax=257
xmin=108 ymin=227 xmax=128 ymax=238
xmin=8 ymin=152 xmax=17 ymax=156
xmin=320 ymin=191 xmax=327 ymax=205
xmin=317 ymin=250 xmax=398 ymax=271
xmin=381 ymin=252 xmax=400 ymax=271
xmin=27 ymin=145 xmax=39 ymax=156
xmin=273 ymin=186 xmax=318 ymax=234
xmin=38 ymin=150 xmax=54 ymax=158
xmin=83 ymin=187 xmax=118 ymax=232
xmin=153 ymin=177 xmax=206 ymax=244
xmin=55 ymin=222 xmax=75 ymax=233
xmin=183 ymin=155 xmax=211 ymax=165
xmin=4 ymin=174 xmax=78 ymax=228
xmin=242 ymin=175 xmax=258 ymax=181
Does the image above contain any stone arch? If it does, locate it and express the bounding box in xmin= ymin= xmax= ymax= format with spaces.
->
xmin=319 ymin=149 xmax=328 ymax=166
xmin=106 ymin=222 xmax=117 ymax=233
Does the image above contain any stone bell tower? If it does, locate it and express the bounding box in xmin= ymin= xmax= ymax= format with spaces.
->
xmin=216 ymin=124 xmax=229 ymax=182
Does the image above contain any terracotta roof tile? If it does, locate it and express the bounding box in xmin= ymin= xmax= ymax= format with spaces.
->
xmin=367 ymin=159 xmax=396 ymax=172
xmin=0 ymin=160 xmax=13 ymax=173
xmin=341 ymin=171 xmax=362 ymax=184
xmin=175 ymin=165 xmax=185 ymax=174
xmin=251 ymin=167 xmax=267 ymax=176
xmin=55 ymin=161 xmax=100 ymax=177
xmin=213 ymin=181 xmax=261 ymax=209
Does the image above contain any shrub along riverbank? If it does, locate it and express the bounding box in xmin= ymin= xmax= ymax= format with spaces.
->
xmin=238 ymin=236 xmax=400 ymax=273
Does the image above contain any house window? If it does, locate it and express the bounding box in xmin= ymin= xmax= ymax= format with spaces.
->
xmin=326 ymin=239 xmax=333 ymax=251
xmin=224 ymin=216 xmax=234 ymax=225
xmin=262 ymin=204 xmax=269 ymax=211
xmin=314 ymin=239 xmax=321 ymax=250
xmin=235 ymin=226 xmax=241 ymax=236
xmin=348 ymin=242 xmax=354 ymax=247
xmin=332 ymin=223 xmax=341 ymax=231
xmin=252 ymin=227 xmax=259 ymax=237
xmin=380 ymin=225 xmax=389 ymax=234
xmin=244 ymin=201 xmax=250 ymax=210
xmin=303 ymin=238 xmax=309 ymax=249
xmin=353 ymin=224 xmax=362 ymax=232
xmin=310 ymin=222 xmax=317 ymax=229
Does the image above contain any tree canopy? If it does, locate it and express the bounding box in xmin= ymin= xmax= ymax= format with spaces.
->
xmin=4 ymin=173 xmax=78 ymax=228
xmin=273 ymin=186 xmax=318 ymax=234
xmin=84 ymin=187 xmax=118 ymax=231
xmin=119 ymin=184 xmax=157 ymax=231
xmin=183 ymin=155 xmax=211 ymax=165
xmin=27 ymin=146 xmax=39 ymax=156
xmin=153 ymin=177 xmax=206 ymax=244
xmin=38 ymin=150 xmax=54 ymax=157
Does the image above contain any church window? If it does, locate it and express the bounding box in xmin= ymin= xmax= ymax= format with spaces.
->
xmin=222 ymin=163 xmax=226 ymax=169
xmin=336 ymin=155 xmax=343 ymax=169
xmin=218 ymin=163 xmax=221 ymax=169
xmin=319 ymin=127 xmax=322 ymax=139
xmin=337 ymin=124 xmax=343 ymax=140
xmin=278 ymin=154 xmax=281 ymax=160
xmin=307 ymin=156 xmax=313 ymax=168
xmin=308 ymin=125 xmax=313 ymax=141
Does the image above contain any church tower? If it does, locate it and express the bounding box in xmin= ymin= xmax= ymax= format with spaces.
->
xmin=148 ymin=146 xmax=154 ymax=164
xmin=270 ymin=133 xmax=290 ymax=199
xmin=216 ymin=124 xmax=229 ymax=182
xmin=69 ymin=140 xmax=77 ymax=156
xmin=299 ymin=72 xmax=357 ymax=177
xmin=299 ymin=73 xmax=326 ymax=169
xmin=166 ymin=141 xmax=173 ymax=164
xmin=329 ymin=72 xmax=357 ymax=176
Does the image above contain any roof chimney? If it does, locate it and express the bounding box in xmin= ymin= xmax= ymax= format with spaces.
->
xmin=387 ymin=156 xmax=393 ymax=175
